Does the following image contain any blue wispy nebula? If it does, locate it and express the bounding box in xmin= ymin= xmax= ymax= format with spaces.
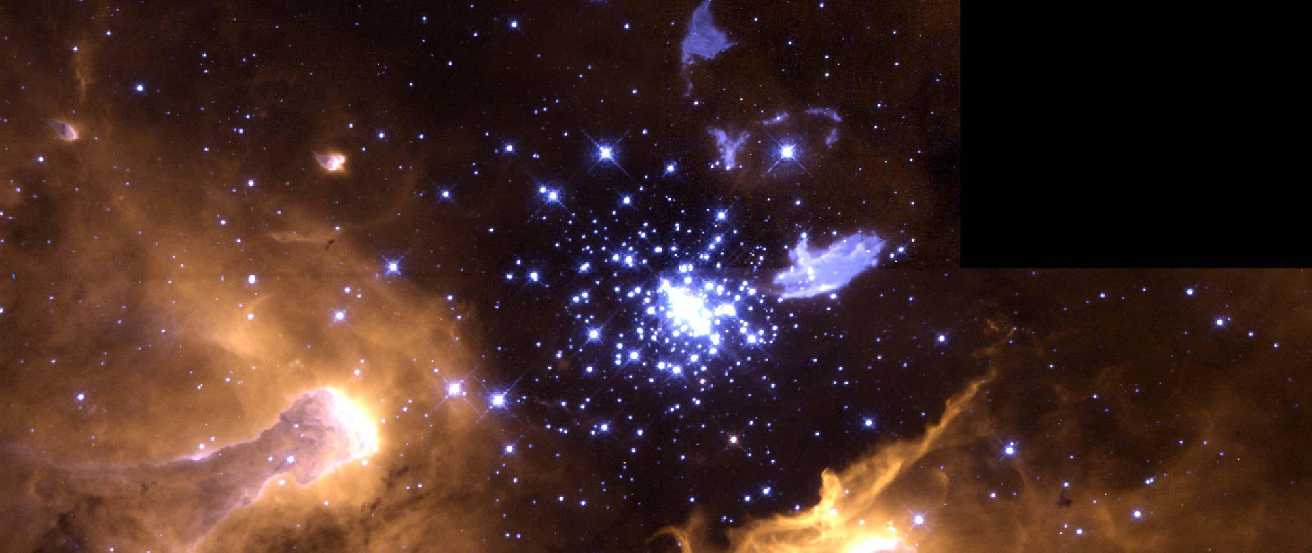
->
xmin=681 ymin=1 xmax=735 ymax=66
xmin=708 ymin=127 xmax=749 ymax=170
xmin=773 ymin=231 xmax=884 ymax=299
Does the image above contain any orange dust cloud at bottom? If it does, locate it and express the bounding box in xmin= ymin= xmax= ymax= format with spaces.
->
xmin=658 ymin=377 xmax=992 ymax=553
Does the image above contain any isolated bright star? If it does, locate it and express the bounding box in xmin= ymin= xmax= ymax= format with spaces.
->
xmin=779 ymin=144 xmax=795 ymax=159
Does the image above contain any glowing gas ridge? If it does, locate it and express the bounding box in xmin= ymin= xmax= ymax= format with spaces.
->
xmin=0 ymin=388 xmax=385 ymax=551
xmin=658 ymin=378 xmax=994 ymax=553
xmin=848 ymin=533 xmax=914 ymax=553
xmin=319 ymin=387 xmax=381 ymax=462
xmin=263 ymin=388 xmax=382 ymax=486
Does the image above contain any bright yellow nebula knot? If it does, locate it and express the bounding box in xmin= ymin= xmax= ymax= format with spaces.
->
xmin=321 ymin=388 xmax=380 ymax=461
xmin=848 ymin=535 xmax=909 ymax=553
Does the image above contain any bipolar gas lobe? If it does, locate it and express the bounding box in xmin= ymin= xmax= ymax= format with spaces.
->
xmin=315 ymin=153 xmax=346 ymax=171
xmin=48 ymin=120 xmax=79 ymax=141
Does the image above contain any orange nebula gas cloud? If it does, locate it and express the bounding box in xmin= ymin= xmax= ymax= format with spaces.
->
xmin=275 ymin=388 xmax=381 ymax=483
xmin=0 ymin=388 xmax=383 ymax=551
xmin=848 ymin=533 xmax=915 ymax=553
xmin=317 ymin=388 xmax=381 ymax=463
xmin=315 ymin=152 xmax=347 ymax=171
xmin=661 ymin=378 xmax=990 ymax=553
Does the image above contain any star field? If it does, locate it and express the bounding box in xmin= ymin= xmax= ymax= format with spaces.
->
xmin=3 ymin=1 xmax=1308 ymax=552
